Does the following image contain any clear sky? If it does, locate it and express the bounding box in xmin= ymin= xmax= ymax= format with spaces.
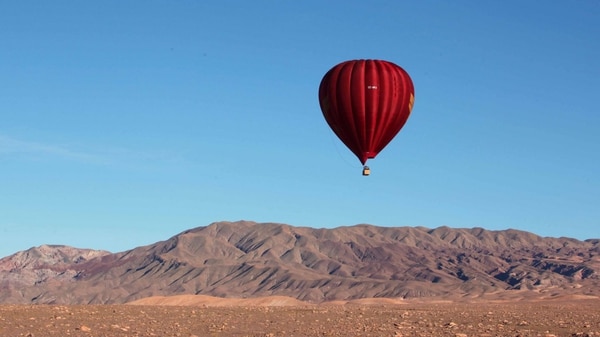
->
xmin=1 ymin=1 xmax=599 ymax=257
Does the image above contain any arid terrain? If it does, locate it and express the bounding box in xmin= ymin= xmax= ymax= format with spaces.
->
xmin=1 ymin=221 xmax=599 ymax=336
xmin=1 ymin=221 xmax=598 ymax=305
xmin=1 ymin=296 xmax=599 ymax=337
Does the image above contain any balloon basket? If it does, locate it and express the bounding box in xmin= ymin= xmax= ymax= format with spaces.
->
xmin=362 ymin=166 xmax=370 ymax=176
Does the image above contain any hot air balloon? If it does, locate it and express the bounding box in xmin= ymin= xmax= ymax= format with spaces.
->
xmin=318 ymin=59 xmax=415 ymax=175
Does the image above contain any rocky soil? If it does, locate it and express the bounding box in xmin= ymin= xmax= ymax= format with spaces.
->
xmin=1 ymin=299 xmax=599 ymax=337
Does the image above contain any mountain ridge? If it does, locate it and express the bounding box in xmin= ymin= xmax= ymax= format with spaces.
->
xmin=1 ymin=221 xmax=598 ymax=304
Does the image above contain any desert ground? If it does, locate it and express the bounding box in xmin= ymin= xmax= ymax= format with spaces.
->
xmin=1 ymin=296 xmax=599 ymax=337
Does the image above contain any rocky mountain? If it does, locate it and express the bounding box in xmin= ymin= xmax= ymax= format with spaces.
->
xmin=1 ymin=221 xmax=598 ymax=304
xmin=0 ymin=245 xmax=110 ymax=302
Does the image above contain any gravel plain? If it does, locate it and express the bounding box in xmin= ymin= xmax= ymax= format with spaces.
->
xmin=1 ymin=300 xmax=599 ymax=337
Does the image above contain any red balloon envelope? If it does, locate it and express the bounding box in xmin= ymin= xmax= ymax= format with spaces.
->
xmin=318 ymin=59 xmax=415 ymax=166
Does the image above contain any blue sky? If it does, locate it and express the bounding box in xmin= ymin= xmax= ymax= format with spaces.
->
xmin=1 ymin=1 xmax=599 ymax=257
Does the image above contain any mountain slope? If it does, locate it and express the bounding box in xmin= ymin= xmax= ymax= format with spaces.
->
xmin=1 ymin=221 xmax=598 ymax=304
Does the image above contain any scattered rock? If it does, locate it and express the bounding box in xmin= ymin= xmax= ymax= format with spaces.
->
xmin=77 ymin=325 xmax=91 ymax=332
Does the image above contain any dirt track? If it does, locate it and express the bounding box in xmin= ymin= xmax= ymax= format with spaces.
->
xmin=1 ymin=300 xmax=599 ymax=337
